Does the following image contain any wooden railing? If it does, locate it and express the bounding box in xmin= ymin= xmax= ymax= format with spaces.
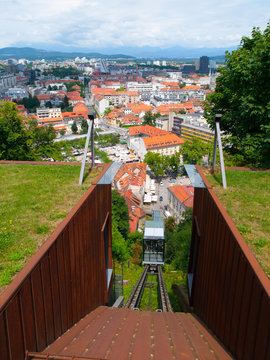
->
xmin=0 ymin=164 xmax=112 ymax=360
xmin=188 ymin=167 xmax=270 ymax=360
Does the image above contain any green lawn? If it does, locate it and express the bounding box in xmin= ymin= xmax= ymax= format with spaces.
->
xmin=114 ymin=262 xmax=183 ymax=311
xmin=0 ymin=163 xmax=103 ymax=291
xmin=206 ymin=170 xmax=270 ymax=277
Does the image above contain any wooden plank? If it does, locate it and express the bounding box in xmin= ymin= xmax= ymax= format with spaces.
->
xmin=67 ymin=218 xmax=78 ymax=324
xmin=206 ymin=204 xmax=220 ymax=330
xmin=6 ymin=296 xmax=25 ymax=360
xmin=56 ymin=234 xmax=68 ymax=333
xmin=49 ymin=244 xmax=62 ymax=338
xmin=62 ymin=227 xmax=73 ymax=330
xmin=78 ymin=206 xmax=86 ymax=319
xmin=242 ymin=277 xmax=262 ymax=360
xmin=40 ymin=255 xmax=55 ymax=345
xmin=31 ymin=265 xmax=47 ymax=351
xmin=0 ymin=312 xmax=9 ymax=360
xmin=228 ymin=254 xmax=247 ymax=355
xmin=223 ymin=242 xmax=240 ymax=347
xmin=253 ymin=293 xmax=270 ymax=360
xmin=212 ymin=217 xmax=227 ymax=338
xmin=19 ymin=278 xmax=37 ymax=352
xmin=235 ymin=266 xmax=254 ymax=360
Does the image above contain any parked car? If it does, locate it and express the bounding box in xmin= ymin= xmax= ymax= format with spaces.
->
xmin=159 ymin=196 xmax=163 ymax=201
xmin=160 ymin=181 xmax=164 ymax=186
xmin=170 ymin=178 xmax=176 ymax=183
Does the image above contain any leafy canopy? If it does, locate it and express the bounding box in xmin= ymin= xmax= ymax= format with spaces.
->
xmin=180 ymin=138 xmax=210 ymax=165
xmin=204 ymin=23 xmax=270 ymax=167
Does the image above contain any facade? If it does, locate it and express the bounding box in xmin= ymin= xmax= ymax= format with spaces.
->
xmin=199 ymin=56 xmax=209 ymax=75
xmin=6 ymin=87 xmax=28 ymax=99
xmin=128 ymin=125 xmax=184 ymax=159
xmin=155 ymin=112 xmax=174 ymax=131
xmin=167 ymin=185 xmax=194 ymax=221
xmin=37 ymin=107 xmax=62 ymax=120
xmin=172 ymin=115 xmax=214 ymax=143
xmin=0 ymin=74 xmax=17 ymax=94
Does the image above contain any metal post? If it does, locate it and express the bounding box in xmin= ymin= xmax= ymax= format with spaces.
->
xmin=212 ymin=128 xmax=218 ymax=169
xmin=213 ymin=114 xmax=227 ymax=189
xmin=91 ymin=118 xmax=95 ymax=168
xmin=79 ymin=114 xmax=95 ymax=185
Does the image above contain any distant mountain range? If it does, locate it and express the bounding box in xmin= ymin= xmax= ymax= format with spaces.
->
xmin=0 ymin=47 xmax=134 ymax=61
xmin=0 ymin=45 xmax=236 ymax=61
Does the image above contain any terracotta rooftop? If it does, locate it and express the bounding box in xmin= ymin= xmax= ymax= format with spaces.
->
xmin=168 ymin=185 xmax=194 ymax=208
xmin=129 ymin=125 xmax=168 ymax=137
xmin=36 ymin=306 xmax=233 ymax=360
xmin=143 ymin=133 xmax=184 ymax=150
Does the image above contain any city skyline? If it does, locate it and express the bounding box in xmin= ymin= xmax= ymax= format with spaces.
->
xmin=0 ymin=0 xmax=269 ymax=52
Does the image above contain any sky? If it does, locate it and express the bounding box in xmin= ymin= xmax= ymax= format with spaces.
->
xmin=0 ymin=0 xmax=269 ymax=51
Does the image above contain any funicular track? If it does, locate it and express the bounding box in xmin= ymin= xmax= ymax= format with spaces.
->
xmin=124 ymin=265 xmax=172 ymax=312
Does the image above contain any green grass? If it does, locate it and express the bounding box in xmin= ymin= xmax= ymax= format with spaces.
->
xmin=114 ymin=262 xmax=143 ymax=303
xmin=140 ymin=273 xmax=159 ymax=311
xmin=114 ymin=262 xmax=183 ymax=312
xmin=206 ymin=170 xmax=270 ymax=277
xmin=0 ymin=163 xmax=104 ymax=291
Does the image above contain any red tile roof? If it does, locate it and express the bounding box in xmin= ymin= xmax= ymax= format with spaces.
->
xmin=36 ymin=94 xmax=51 ymax=100
xmin=143 ymin=133 xmax=184 ymax=150
xmin=168 ymin=185 xmax=194 ymax=208
xmin=129 ymin=125 xmax=168 ymax=137
xmin=39 ymin=117 xmax=63 ymax=124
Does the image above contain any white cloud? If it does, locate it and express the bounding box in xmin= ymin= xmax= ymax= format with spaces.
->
xmin=0 ymin=0 xmax=269 ymax=49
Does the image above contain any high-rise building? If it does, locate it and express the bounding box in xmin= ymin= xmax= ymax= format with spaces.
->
xmin=199 ymin=56 xmax=209 ymax=74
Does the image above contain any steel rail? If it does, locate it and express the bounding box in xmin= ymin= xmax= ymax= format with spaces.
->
xmin=124 ymin=265 xmax=149 ymax=309
xmin=157 ymin=265 xmax=173 ymax=312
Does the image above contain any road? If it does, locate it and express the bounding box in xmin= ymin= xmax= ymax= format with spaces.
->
xmin=143 ymin=176 xmax=191 ymax=218
xmin=54 ymin=134 xmax=87 ymax=142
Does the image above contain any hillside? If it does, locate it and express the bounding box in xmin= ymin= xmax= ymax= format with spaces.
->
xmin=0 ymin=47 xmax=135 ymax=60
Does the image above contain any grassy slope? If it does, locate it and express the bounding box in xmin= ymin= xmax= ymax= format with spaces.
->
xmin=0 ymin=164 xmax=102 ymax=290
xmin=206 ymin=170 xmax=270 ymax=277
xmin=115 ymin=262 xmax=182 ymax=312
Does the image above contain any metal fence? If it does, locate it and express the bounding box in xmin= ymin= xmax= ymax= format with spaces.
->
xmin=188 ymin=167 xmax=270 ymax=360
xmin=0 ymin=164 xmax=112 ymax=360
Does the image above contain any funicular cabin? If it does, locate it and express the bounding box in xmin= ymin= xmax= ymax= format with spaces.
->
xmin=142 ymin=210 xmax=165 ymax=265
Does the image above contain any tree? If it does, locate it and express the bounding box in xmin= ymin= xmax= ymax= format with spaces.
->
xmin=180 ymin=138 xmax=210 ymax=165
xmin=59 ymin=129 xmax=66 ymax=136
xmin=0 ymin=101 xmax=33 ymax=160
xmin=17 ymin=95 xmax=40 ymax=113
xmin=204 ymin=24 xmax=270 ymax=167
xmin=143 ymin=111 xmax=156 ymax=126
xmin=71 ymin=121 xmax=78 ymax=134
xmin=144 ymin=151 xmax=164 ymax=178
xmin=28 ymin=120 xmax=61 ymax=160
xmin=80 ymin=118 xmax=88 ymax=134
xmin=165 ymin=209 xmax=192 ymax=271
xmin=112 ymin=190 xmax=130 ymax=240
xmin=169 ymin=152 xmax=180 ymax=173
xmin=112 ymin=223 xmax=130 ymax=261
xmin=45 ymin=101 xmax=52 ymax=108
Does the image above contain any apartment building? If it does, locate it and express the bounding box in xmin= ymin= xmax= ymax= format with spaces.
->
xmin=37 ymin=107 xmax=62 ymax=120
xmin=167 ymin=184 xmax=194 ymax=221
xmin=0 ymin=74 xmax=17 ymax=94
xmin=172 ymin=115 xmax=214 ymax=143
xmin=92 ymin=88 xmax=139 ymax=109
xmin=128 ymin=125 xmax=184 ymax=160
